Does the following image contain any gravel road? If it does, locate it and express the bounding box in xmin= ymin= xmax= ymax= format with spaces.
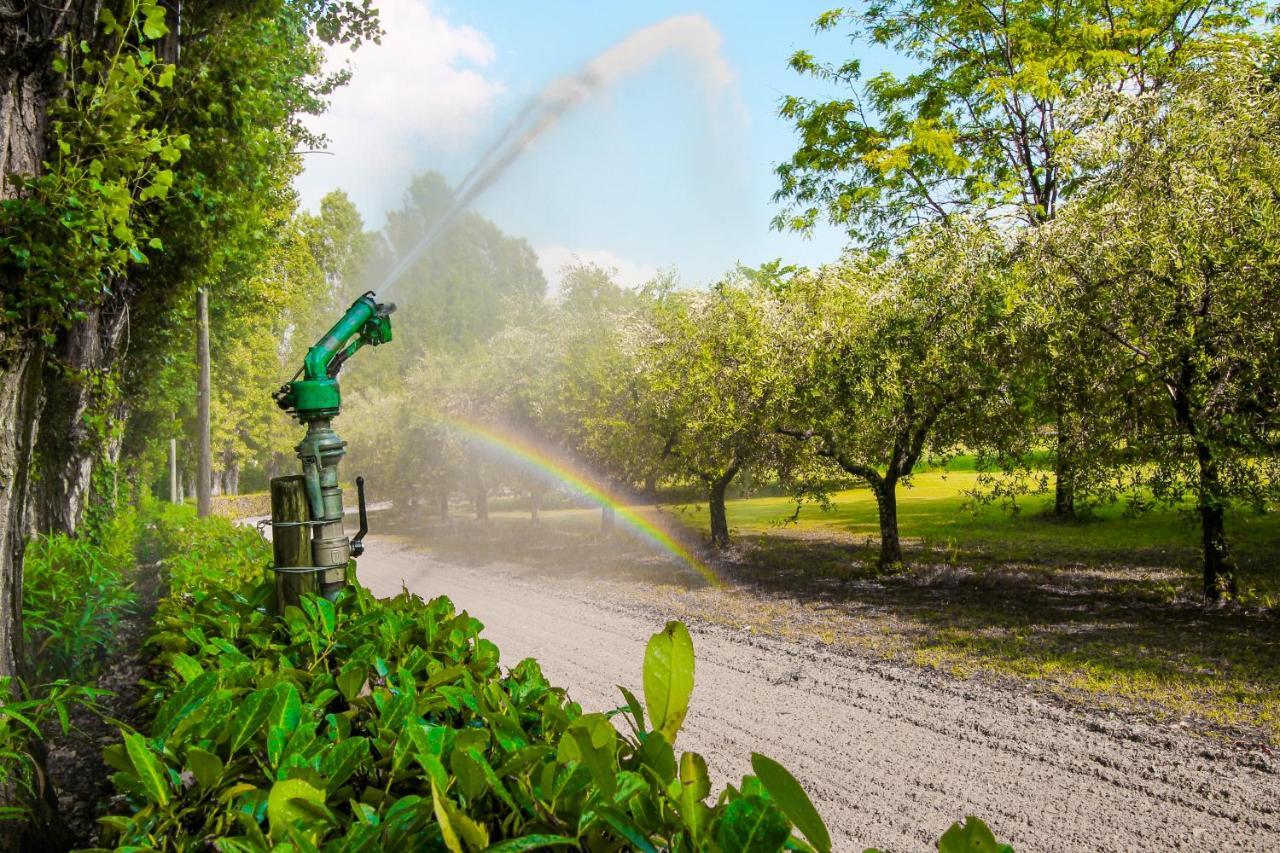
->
xmin=357 ymin=534 xmax=1278 ymax=853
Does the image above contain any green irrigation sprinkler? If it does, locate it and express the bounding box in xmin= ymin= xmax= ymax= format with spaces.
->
xmin=270 ymin=291 xmax=395 ymax=610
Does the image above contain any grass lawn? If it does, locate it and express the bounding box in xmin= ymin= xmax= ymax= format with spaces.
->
xmin=678 ymin=469 xmax=1280 ymax=601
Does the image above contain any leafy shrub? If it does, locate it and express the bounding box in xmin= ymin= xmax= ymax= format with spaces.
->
xmin=97 ymin=512 xmax=1012 ymax=852
xmin=23 ymin=518 xmax=139 ymax=685
xmin=141 ymin=502 xmax=269 ymax=594
xmin=0 ymin=677 xmax=106 ymax=824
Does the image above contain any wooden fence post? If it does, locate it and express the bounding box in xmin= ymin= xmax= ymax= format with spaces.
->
xmin=271 ymin=475 xmax=315 ymax=613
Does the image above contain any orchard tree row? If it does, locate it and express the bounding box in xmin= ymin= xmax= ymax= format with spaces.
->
xmin=336 ymin=32 xmax=1280 ymax=603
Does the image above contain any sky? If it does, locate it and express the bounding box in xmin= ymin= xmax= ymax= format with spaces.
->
xmin=295 ymin=1 xmax=899 ymax=291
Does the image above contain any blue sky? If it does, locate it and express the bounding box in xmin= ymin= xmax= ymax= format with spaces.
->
xmin=295 ymin=1 xmax=903 ymax=289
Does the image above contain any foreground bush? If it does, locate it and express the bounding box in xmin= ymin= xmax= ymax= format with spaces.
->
xmin=23 ymin=504 xmax=140 ymax=684
xmin=96 ymin=510 xmax=1010 ymax=851
xmin=0 ymin=505 xmax=141 ymax=830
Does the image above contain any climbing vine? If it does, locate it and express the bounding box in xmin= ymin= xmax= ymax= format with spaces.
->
xmin=0 ymin=2 xmax=183 ymax=340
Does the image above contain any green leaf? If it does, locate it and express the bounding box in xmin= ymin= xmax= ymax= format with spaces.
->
xmin=481 ymin=836 xmax=577 ymax=852
xmin=170 ymin=653 xmax=203 ymax=683
xmin=558 ymin=713 xmax=618 ymax=797
xmin=637 ymin=731 xmax=675 ymax=782
xmin=186 ymin=746 xmax=223 ymax=790
xmin=643 ymin=621 xmax=695 ymax=743
xmin=123 ymin=733 xmax=169 ymax=806
xmin=321 ymin=736 xmax=369 ymax=793
xmin=680 ymin=751 xmax=710 ymax=801
xmin=714 ymin=794 xmax=791 ymax=853
xmin=617 ymin=684 xmax=646 ymax=733
xmin=266 ymin=778 xmax=325 ymax=841
xmin=315 ymin=596 xmax=337 ymax=635
xmin=267 ymin=683 xmax=303 ymax=766
xmin=465 ymin=747 xmax=519 ymax=813
xmin=227 ymin=690 xmax=271 ymax=754
xmin=938 ymin=817 xmax=1013 ymax=853
xmin=432 ymin=779 xmax=488 ymax=852
xmin=751 ymin=753 xmax=830 ymax=853
xmin=270 ymin=682 xmax=302 ymax=733
xmin=336 ymin=665 xmax=366 ymax=700
xmin=595 ymin=806 xmax=658 ymax=853
xmin=141 ymin=3 xmax=168 ymax=39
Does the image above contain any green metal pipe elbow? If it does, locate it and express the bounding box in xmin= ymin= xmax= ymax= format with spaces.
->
xmin=303 ymin=293 xmax=379 ymax=381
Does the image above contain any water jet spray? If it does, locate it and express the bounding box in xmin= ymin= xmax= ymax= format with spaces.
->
xmin=269 ymin=291 xmax=395 ymax=607
xmin=261 ymin=16 xmax=732 ymax=608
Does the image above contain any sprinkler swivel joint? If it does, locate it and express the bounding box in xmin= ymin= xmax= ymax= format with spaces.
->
xmin=273 ymin=291 xmax=395 ymax=421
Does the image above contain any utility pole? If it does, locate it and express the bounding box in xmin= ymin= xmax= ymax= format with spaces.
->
xmin=197 ymin=288 xmax=212 ymax=517
xmin=169 ymin=438 xmax=178 ymax=503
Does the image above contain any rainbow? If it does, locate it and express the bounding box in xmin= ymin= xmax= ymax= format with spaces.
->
xmin=437 ymin=415 xmax=721 ymax=587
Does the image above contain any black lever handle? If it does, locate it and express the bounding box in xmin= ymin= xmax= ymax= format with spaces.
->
xmin=351 ymin=475 xmax=369 ymax=558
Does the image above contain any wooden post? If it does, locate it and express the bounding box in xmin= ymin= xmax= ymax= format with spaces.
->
xmin=196 ymin=288 xmax=212 ymax=517
xmin=169 ymin=438 xmax=178 ymax=503
xmin=271 ymin=475 xmax=315 ymax=613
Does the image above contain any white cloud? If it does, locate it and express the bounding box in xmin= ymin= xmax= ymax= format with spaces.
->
xmin=296 ymin=0 xmax=503 ymax=211
xmin=537 ymin=245 xmax=660 ymax=292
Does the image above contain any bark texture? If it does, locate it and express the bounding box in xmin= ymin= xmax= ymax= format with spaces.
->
xmin=30 ymin=291 xmax=132 ymax=535
xmin=0 ymin=338 xmax=44 ymax=681
xmin=1053 ymin=400 xmax=1075 ymax=518
xmin=872 ymin=477 xmax=902 ymax=568
xmin=706 ymin=464 xmax=739 ymax=549
xmin=1195 ymin=446 xmax=1236 ymax=601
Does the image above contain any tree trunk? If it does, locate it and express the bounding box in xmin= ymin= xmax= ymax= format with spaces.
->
xmin=601 ymin=504 xmax=615 ymax=534
xmin=29 ymin=293 xmax=132 ymax=536
xmin=474 ymin=488 xmax=487 ymax=521
xmin=438 ymin=492 xmax=449 ymax=520
xmin=707 ymin=465 xmax=739 ymax=548
xmin=643 ymin=473 xmax=657 ymax=503
xmin=0 ymin=28 xmax=51 ymax=201
xmin=196 ymin=288 xmax=212 ymax=517
xmin=1053 ymin=400 xmax=1075 ymax=518
xmin=1196 ymin=443 xmax=1237 ymax=602
xmin=530 ymin=490 xmax=540 ymax=524
xmin=872 ymin=476 xmax=902 ymax=569
xmin=0 ymin=338 xmax=45 ymax=681
xmin=169 ymin=439 xmax=179 ymax=503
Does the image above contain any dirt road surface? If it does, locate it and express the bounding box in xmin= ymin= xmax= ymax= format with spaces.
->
xmin=357 ymin=534 xmax=1278 ymax=852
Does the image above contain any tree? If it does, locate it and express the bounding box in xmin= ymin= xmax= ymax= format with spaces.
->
xmin=779 ymin=223 xmax=1019 ymax=568
xmin=542 ymin=264 xmax=663 ymax=530
xmin=1040 ymin=37 xmax=1280 ymax=600
xmin=775 ymin=0 xmax=1254 ymax=516
xmin=0 ymin=0 xmax=378 ymax=682
xmin=640 ymin=277 xmax=792 ymax=547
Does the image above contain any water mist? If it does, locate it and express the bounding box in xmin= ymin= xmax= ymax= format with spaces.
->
xmin=376 ymin=14 xmax=734 ymax=299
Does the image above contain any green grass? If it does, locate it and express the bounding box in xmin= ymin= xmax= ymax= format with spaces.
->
xmin=677 ymin=469 xmax=1280 ymax=601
